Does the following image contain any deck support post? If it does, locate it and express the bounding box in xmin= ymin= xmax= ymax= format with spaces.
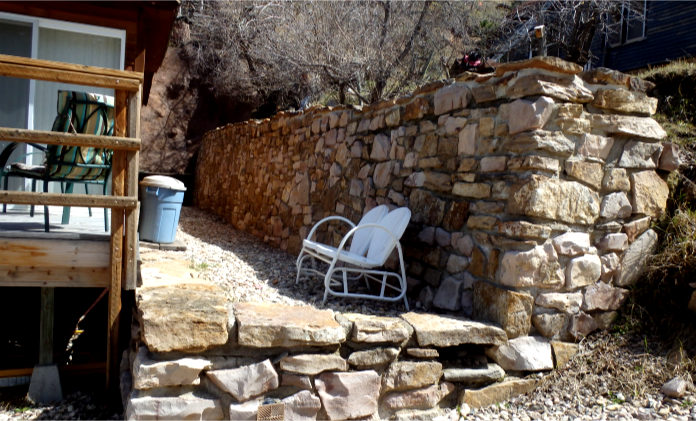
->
xmin=27 ymin=287 xmax=63 ymax=403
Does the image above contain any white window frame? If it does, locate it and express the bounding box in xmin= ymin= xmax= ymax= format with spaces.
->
xmin=624 ymin=0 xmax=647 ymax=44
xmin=606 ymin=2 xmax=625 ymax=48
xmin=0 ymin=11 xmax=125 ymax=196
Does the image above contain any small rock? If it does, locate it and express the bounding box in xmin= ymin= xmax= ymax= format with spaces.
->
xmin=206 ymin=360 xmax=279 ymax=402
xmin=281 ymin=374 xmax=313 ymax=390
xmin=658 ymin=142 xmax=682 ymax=171
xmin=566 ymin=254 xmax=602 ymax=289
xmin=282 ymin=390 xmax=322 ymax=421
xmin=280 ymin=354 xmax=348 ymax=376
xmin=600 ymin=193 xmax=632 ymax=219
xmin=406 ymin=348 xmax=439 ymax=359
xmin=347 ymin=348 xmax=399 ymax=369
xmin=508 ymin=97 xmax=555 ymax=135
xmin=552 ymin=232 xmax=591 ymax=256
xmin=485 ymin=336 xmax=553 ymax=371
xmin=661 ymin=378 xmax=688 ymax=398
xmin=442 ymin=364 xmax=505 ymax=385
xmin=382 ymin=361 xmax=443 ymax=393
xmin=535 ymin=292 xmax=583 ymax=314
xmin=458 ymin=379 xmax=538 ymax=409
xmin=550 ymin=341 xmax=579 ymax=368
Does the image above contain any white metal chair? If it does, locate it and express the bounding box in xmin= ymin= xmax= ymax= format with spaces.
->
xmin=313 ymin=208 xmax=411 ymax=310
xmin=295 ymin=204 xmax=389 ymax=283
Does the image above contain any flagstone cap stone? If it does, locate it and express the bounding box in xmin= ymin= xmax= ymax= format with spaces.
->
xmin=400 ymin=312 xmax=507 ymax=347
xmin=235 ymin=302 xmax=346 ymax=348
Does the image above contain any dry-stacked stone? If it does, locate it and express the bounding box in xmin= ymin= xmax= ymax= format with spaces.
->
xmin=195 ymin=56 xmax=680 ymax=345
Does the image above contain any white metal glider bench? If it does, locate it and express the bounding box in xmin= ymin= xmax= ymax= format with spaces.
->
xmin=295 ymin=206 xmax=411 ymax=310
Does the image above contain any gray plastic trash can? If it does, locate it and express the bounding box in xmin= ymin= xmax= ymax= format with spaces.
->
xmin=138 ymin=175 xmax=187 ymax=243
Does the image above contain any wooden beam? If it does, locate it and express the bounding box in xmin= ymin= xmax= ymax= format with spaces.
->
xmin=124 ymin=87 xmax=142 ymax=290
xmin=0 ymin=54 xmax=143 ymax=81
xmin=0 ymin=362 xmax=107 ymax=379
xmin=0 ymin=266 xmax=109 ymax=288
xmin=0 ymin=238 xmax=110 ymax=268
xmin=39 ymin=287 xmax=55 ymax=366
xmin=0 ymin=191 xmax=137 ymax=209
xmin=107 ymin=145 xmax=126 ymax=392
xmin=0 ymin=127 xmax=141 ymax=151
xmin=0 ymin=61 xmax=140 ymax=92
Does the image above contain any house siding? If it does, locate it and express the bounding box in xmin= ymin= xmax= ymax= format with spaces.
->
xmin=591 ymin=1 xmax=696 ymax=71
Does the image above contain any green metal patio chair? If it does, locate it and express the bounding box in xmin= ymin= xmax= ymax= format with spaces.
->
xmin=0 ymin=91 xmax=115 ymax=232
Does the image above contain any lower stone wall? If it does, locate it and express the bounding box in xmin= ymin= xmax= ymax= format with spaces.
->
xmin=122 ymin=285 xmax=579 ymax=420
xmin=195 ymin=56 xmax=682 ymax=343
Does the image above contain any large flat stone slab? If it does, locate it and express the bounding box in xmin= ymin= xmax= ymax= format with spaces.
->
xmin=280 ymin=354 xmax=348 ymax=375
xmin=342 ymin=313 xmax=411 ymax=343
xmin=235 ymin=302 xmax=346 ymax=348
xmin=485 ymin=336 xmax=553 ymax=371
xmin=442 ymin=363 xmax=505 ymax=385
xmin=458 ymin=379 xmax=538 ymax=409
xmin=137 ymin=283 xmax=228 ymax=353
xmin=206 ymin=359 xmax=279 ymax=402
xmin=126 ymin=396 xmax=224 ymax=420
xmin=400 ymin=312 xmax=507 ymax=347
xmin=132 ymin=346 xmax=211 ymax=389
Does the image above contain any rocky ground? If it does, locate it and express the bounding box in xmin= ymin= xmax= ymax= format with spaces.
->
xmin=1 ymin=207 xmax=693 ymax=420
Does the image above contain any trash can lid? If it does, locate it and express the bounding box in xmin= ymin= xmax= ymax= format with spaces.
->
xmin=140 ymin=175 xmax=187 ymax=191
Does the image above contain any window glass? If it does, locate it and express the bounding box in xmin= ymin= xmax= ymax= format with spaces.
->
xmin=626 ymin=0 xmax=646 ymax=42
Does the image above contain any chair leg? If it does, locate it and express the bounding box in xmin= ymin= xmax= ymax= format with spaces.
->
xmin=2 ymin=174 xmax=8 ymax=213
xmin=103 ymin=184 xmax=109 ymax=232
xmin=61 ymin=182 xmax=73 ymax=225
xmin=86 ymin=184 xmax=92 ymax=217
xmin=43 ymin=181 xmax=50 ymax=232
xmin=30 ymin=179 xmax=36 ymax=217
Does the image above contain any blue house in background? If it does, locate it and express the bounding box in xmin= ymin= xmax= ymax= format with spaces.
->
xmin=590 ymin=1 xmax=696 ymax=72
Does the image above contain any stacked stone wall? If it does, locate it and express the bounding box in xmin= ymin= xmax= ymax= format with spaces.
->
xmin=195 ymin=56 xmax=680 ymax=342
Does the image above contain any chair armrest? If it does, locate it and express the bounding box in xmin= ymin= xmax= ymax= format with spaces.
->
xmin=307 ymin=216 xmax=357 ymax=243
xmin=0 ymin=142 xmax=21 ymax=171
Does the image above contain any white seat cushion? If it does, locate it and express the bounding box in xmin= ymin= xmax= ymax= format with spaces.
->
xmin=314 ymin=243 xmax=381 ymax=268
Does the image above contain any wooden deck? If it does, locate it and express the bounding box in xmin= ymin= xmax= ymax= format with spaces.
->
xmin=0 ymin=206 xmax=111 ymax=239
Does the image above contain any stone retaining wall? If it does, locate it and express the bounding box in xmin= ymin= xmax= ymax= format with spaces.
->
xmin=195 ymin=56 xmax=681 ymax=343
xmin=123 ymin=288 xmax=570 ymax=420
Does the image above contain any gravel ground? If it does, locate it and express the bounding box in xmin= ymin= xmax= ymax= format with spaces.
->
xmin=1 ymin=207 xmax=694 ymax=420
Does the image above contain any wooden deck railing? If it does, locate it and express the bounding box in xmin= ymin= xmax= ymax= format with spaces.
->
xmin=0 ymin=54 xmax=141 ymax=392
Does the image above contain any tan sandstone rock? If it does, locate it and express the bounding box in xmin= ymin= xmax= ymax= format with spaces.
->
xmin=235 ymin=303 xmax=345 ymax=348
xmin=347 ymin=348 xmax=400 ymax=369
xmin=279 ymin=354 xmax=348 ymax=376
xmin=551 ymin=341 xmax=579 ymax=368
xmin=400 ymin=312 xmax=507 ymax=347
xmin=631 ymin=170 xmax=669 ymax=217
xmin=615 ymin=229 xmax=658 ymax=286
xmin=315 ymin=371 xmax=381 ymax=420
xmin=592 ymin=89 xmax=658 ymax=116
xmin=343 ymin=313 xmax=410 ymax=343
xmin=383 ymin=383 xmax=455 ymax=411
xmin=472 ymin=281 xmax=533 ymax=339
xmin=132 ymin=347 xmax=211 ymax=390
xmin=485 ymin=336 xmax=554 ymax=371
xmin=508 ymin=96 xmax=555 ymax=135
xmin=499 ymin=243 xmax=564 ymax=289
xmin=382 ymin=361 xmax=443 ymax=393
xmin=590 ymin=115 xmax=666 ymax=140
xmin=206 ymin=360 xmax=279 ymax=402
xmin=458 ymin=379 xmax=538 ymax=409
xmin=495 ymin=56 xmax=583 ymax=76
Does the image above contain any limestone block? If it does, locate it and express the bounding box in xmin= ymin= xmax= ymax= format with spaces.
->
xmin=602 ymin=168 xmax=631 ymax=192
xmin=409 ymin=189 xmax=446 ymax=226
xmin=551 ymin=341 xmax=579 ymax=368
xmin=458 ymin=379 xmax=538 ymax=409
xmin=406 ymin=349 xmax=439 ymax=359
xmin=452 ymin=182 xmax=490 ymax=198
xmin=508 ymin=175 xmax=600 ymax=225
xmin=566 ymin=254 xmax=601 ymax=289
xmin=485 ymin=336 xmax=554 ymax=371
xmin=280 ymin=354 xmax=348 ymax=376
xmin=404 ymin=97 xmax=432 ymax=121
xmin=206 ymin=360 xmax=279 ymax=402
xmin=592 ymin=88 xmax=658 ymax=116
xmin=577 ymin=134 xmax=614 ymax=160
xmin=623 ymin=216 xmax=651 ymax=242
xmin=235 ymin=303 xmax=345 ymax=348
xmin=532 ymin=313 xmax=566 ymax=338
xmin=281 ymin=374 xmax=313 ymax=390
xmin=132 ymin=347 xmax=210 ymax=390
xmin=373 ymin=161 xmax=394 ymax=189
xmin=453 ymin=234 xmax=475 ymax=256
xmin=228 ymin=400 xmax=259 ymax=421
xmin=494 ymin=56 xmax=583 ymax=76
xmin=458 ymin=124 xmax=477 ymax=155
xmin=631 ymin=170 xmax=669 ymax=217
xmin=567 ymin=311 xmax=597 ymax=340
xmin=480 ymin=156 xmax=507 ymax=172
xmin=315 ymin=371 xmax=381 ymax=420
xmin=347 ymin=348 xmax=399 ymax=369
xmin=126 ymin=397 xmax=224 ymax=420
xmin=564 ymin=160 xmax=603 ymax=190
xmin=434 ymin=277 xmax=465 ymax=310
xmin=382 ymin=361 xmax=443 ymax=393
xmin=466 ymin=215 xmax=498 ymax=230
xmin=385 ymin=109 xmax=401 ymax=127
xmin=600 ymin=252 xmax=620 ymax=282
xmin=498 ymin=221 xmax=551 ymax=239
xmin=615 ymin=229 xmax=657 ymax=286
xmin=445 ymin=255 xmax=469 ymax=275
xmin=503 ymin=130 xmax=575 ymax=157
xmin=507 ymin=156 xmax=560 ymax=173
xmin=535 ymin=292 xmax=583 ymax=314
xmin=383 ymin=383 xmax=455 ymax=411
xmin=618 ymin=140 xmax=663 ymax=169
xmin=370 ymin=134 xmax=391 ymax=161
xmin=137 ymin=284 xmax=228 ymax=353
xmin=595 ymin=233 xmax=629 ymax=252
xmin=499 ymin=243 xmax=564 ymax=289
xmin=445 ymin=117 xmax=467 ymax=135
xmin=508 ymin=97 xmax=554 ymax=135
xmin=434 ymin=84 xmax=472 ymax=115
xmin=579 ymin=67 xmax=631 ymax=89
xmin=552 ymin=232 xmax=591 ymax=257
xmin=590 ymin=115 xmax=666 ymax=140
xmin=658 ymin=142 xmax=682 ymax=171
xmin=600 ymin=192 xmax=632 ymax=219
xmin=472 ymin=281 xmax=533 ymax=339
xmin=507 ymin=74 xmax=593 ymax=103
xmin=442 ymin=364 xmax=505 ymax=385
xmin=283 ymin=390 xmax=322 ymax=421
xmin=581 ymin=282 xmax=629 ymax=311
xmin=343 ymin=313 xmax=411 ymax=343
xmin=400 ymin=312 xmax=508 ymax=347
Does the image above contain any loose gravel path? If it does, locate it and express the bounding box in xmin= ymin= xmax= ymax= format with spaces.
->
xmin=1 ymin=207 xmax=693 ymax=420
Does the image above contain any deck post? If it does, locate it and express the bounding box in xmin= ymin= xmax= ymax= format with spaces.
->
xmin=27 ymin=287 xmax=63 ymax=403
